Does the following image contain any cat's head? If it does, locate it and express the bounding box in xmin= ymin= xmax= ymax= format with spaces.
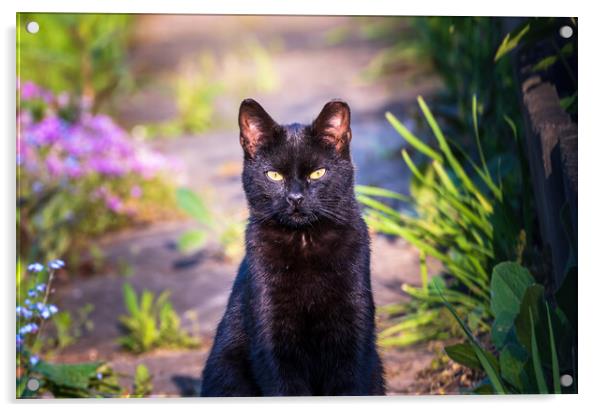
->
xmin=239 ymin=98 xmax=355 ymax=228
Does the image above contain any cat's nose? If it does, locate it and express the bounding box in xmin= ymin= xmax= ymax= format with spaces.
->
xmin=286 ymin=192 xmax=304 ymax=207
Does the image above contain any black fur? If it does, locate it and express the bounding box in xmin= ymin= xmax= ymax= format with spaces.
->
xmin=200 ymin=99 xmax=384 ymax=396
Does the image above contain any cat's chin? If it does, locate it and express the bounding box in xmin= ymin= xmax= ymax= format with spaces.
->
xmin=278 ymin=211 xmax=317 ymax=228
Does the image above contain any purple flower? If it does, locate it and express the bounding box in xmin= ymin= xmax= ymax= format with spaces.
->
xmin=27 ymin=115 xmax=63 ymax=146
xmin=130 ymin=185 xmax=142 ymax=198
xmin=48 ymin=305 xmax=58 ymax=315
xmin=27 ymin=263 xmax=44 ymax=273
xmin=16 ymin=334 xmax=24 ymax=347
xmin=20 ymin=81 xmax=42 ymax=100
xmin=96 ymin=373 xmax=103 ymax=380
xmin=27 ymin=289 xmax=37 ymax=298
xmin=45 ymin=155 xmax=65 ymax=177
xmin=32 ymin=181 xmax=44 ymax=193
xmin=29 ymin=355 xmax=40 ymax=366
xmin=35 ymin=284 xmax=46 ymax=293
xmin=106 ymin=195 xmax=123 ymax=213
xmin=48 ymin=259 xmax=65 ymax=270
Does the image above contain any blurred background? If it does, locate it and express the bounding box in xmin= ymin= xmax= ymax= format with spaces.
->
xmin=16 ymin=14 xmax=577 ymax=397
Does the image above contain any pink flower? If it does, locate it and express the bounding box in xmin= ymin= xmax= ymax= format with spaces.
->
xmin=105 ymin=195 xmax=123 ymax=213
xmin=130 ymin=185 xmax=142 ymax=198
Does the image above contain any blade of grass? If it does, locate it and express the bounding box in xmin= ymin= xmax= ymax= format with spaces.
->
xmin=402 ymin=150 xmax=492 ymax=236
xmin=432 ymin=161 xmax=459 ymax=197
xmin=417 ymin=96 xmax=493 ymax=213
xmin=546 ymin=303 xmax=561 ymax=394
xmin=437 ymin=286 xmax=506 ymax=394
xmin=472 ymin=94 xmax=492 ymax=181
xmin=385 ymin=111 xmax=443 ymax=163
xmin=379 ymin=310 xmax=440 ymax=338
xmin=530 ymin=309 xmax=549 ymax=394
xmin=419 ymin=250 xmax=428 ymax=291
xmin=355 ymin=185 xmax=412 ymax=202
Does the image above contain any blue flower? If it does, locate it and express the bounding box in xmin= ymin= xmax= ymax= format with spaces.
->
xmin=48 ymin=259 xmax=65 ymax=270
xmin=36 ymin=284 xmax=46 ymax=293
xmin=27 ymin=263 xmax=44 ymax=273
xmin=24 ymin=299 xmax=32 ymax=306
xmin=96 ymin=373 xmax=103 ymax=380
xmin=19 ymin=323 xmax=39 ymax=335
xmin=30 ymin=355 xmax=40 ymax=366
xmin=40 ymin=308 xmax=51 ymax=319
xmin=48 ymin=305 xmax=58 ymax=314
xmin=35 ymin=302 xmax=45 ymax=312
xmin=27 ymin=289 xmax=37 ymax=298
xmin=16 ymin=306 xmax=33 ymax=319
xmin=16 ymin=334 xmax=24 ymax=347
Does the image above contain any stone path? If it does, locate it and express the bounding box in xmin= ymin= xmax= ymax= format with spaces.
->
xmin=53 ymin=15 xmax=444 ymax=396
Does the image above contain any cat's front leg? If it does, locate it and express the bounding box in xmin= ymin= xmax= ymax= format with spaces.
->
xmin=249 ymin=343 xmax=312 ymax=396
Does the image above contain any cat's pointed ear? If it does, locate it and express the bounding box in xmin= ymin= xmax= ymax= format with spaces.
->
xmin=239 ymin=99 xmax=278 ymax=158
xmin=312 ymin=100 xmax=352 ymax=153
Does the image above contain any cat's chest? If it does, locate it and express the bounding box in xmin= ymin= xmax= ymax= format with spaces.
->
xmin=254 ymin=224 xmax=357 ymax=269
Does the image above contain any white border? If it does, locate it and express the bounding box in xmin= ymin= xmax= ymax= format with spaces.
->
xmin=2 ymin=1 xmax=599 ymax=411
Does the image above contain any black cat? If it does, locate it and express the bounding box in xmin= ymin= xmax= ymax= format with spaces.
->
xmin=200 ymin=99 xmax=384 ymax=396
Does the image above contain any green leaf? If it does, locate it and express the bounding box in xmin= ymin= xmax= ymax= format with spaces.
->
xmin=503 ymin=115 xmax=518 ymax=141
xmin=491 ymin=311 xmax=515 ymax=348
xmin=178 ymin=230 xmax=208 ymax=253
xmin=34 ymin=361 xmax=101 ymax=390
xmin=514 ymin=284 xmax=545 ymax=351
xmin=140 ymin=290 xmax=154 ymax=315
xmin=546 ymin=303 xmax=561 ymax=394
xmin=122 ymin=283 xmax=139 ymax=316
xmin=133 ymin=364 xmax=153 ymax=397
xmin=437 ymin=287 xmax=506 ymax=394
xmin=445 ymin=343 xmax=481 ymax=370
xmin=385 ymin=111 xmax=443 ymax=162
xmin=530 ymin=55 xmax=558 ymax=72
xmin=417 ymin=96 xmax=493 ymax=213
xmin=176 ymin=188 xmax=211 ymax=226
xmin=355 ymin=185 xmax=411 ymax=202
xmin=473 ymin=382 xmax=495 ymax=394
xmin=499 ymin=343 xmax=529 ymax=391
xmin=530 ymin=309 xmax=548 ymax=394
xmin=559 ymin=92 xmax=577 ymax=112
xmin=490 ymin=262 xmax=535 ymax=318
xmin=495 ymin=24 xmax=530 ymax=61
xmin=471 ymin=94 xmax=491 ymax=181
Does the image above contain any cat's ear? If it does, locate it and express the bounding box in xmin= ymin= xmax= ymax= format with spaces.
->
xmin=239 ymin=99 xmax=278 ymax=158
xmin=312 ymin=100 xmax=352 ymax=153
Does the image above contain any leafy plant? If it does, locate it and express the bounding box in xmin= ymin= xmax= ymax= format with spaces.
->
xmin=359 ymin=96 xmax=524 ymax=346
xmin=17 ymin=260 xmax=123 ymax=398
xmin=443 ymin=262 xmax=575 ymax=394
xmin=142 ymin=40 xmax=280 ymax=138
xmin=50 ymin=304 xmax=94 ymax=350
xmin=176 ymin=187 xmax=246 ymax=262
xmin=17 ymin=81 xmax=176 ymax=266
xmin=118 ymin=283 xmax=199 ymax=353
xmin=17 ymin=13 xmax=134 ymax=113
xmin=132 ymin=364 xmax=153 ymax=397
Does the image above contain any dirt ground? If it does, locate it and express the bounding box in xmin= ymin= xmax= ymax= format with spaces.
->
xmin=52 ymin=15 xmax=450 ymax=396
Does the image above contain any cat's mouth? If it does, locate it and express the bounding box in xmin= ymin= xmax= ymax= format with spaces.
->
xmin=282 ymin=207 xmax=316 ymax=227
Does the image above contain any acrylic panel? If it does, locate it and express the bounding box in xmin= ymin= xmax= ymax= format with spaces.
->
xmin=16 ymin=14 xmax=578 ymax=398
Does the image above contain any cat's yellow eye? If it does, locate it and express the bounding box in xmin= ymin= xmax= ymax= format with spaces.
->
xmin=266 ymin=171 xmax=284 ymax=181
xmin=309 ymin=168 xmax=326 ymax=180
